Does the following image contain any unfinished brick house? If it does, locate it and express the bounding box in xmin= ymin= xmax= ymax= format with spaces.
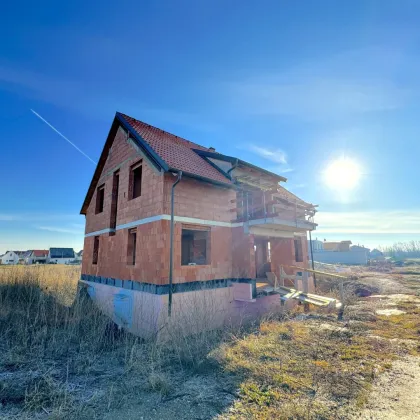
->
xmin=81 ymin=112 xmax=318 ymax=337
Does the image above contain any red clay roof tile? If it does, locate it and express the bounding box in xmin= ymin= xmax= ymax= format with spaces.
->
xmin=119 ymin=114 xmax=232 ymax=185
xmin=32 ymin=250 xmax=49 ymax=257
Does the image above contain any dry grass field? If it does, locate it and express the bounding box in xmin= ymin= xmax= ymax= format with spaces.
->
xmin=0 ymin=265 xmax=419 ymax=419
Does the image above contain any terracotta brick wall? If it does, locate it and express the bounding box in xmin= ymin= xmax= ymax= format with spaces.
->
xmin=84 ymin=126 xmax=164 ymax=234
xmin=163 ymin=175 xmax=235 ymax=222
xmin=82 ymin=218 xmax=233 ymax=285
xmin=231 ymin=227 xmax=256 ymax=278
xmin=82 ymin=220 xmax=169 ymax=284
xmin=81 ymin=123 xmax=312 ymax=286
xmin=270 ymin=236 xmax=309 ymax=280
xmin=171 ymin=223 xmax=233 ymax=282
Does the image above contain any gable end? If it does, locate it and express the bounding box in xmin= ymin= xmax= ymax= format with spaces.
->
xmin=80 ymin=114 xmax=168 ymax=215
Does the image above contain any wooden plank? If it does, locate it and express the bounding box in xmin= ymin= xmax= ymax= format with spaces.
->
xmin=283 ymin=264 xmax=347 ymax=279
xmin=256 ymin=282 xmax=270 ymax=289
xmin=258 ymin=283 xmax=339 ymax=308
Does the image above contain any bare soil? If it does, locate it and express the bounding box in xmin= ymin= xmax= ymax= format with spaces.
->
xmin=351 ymin=356 xmax=420 ymax=419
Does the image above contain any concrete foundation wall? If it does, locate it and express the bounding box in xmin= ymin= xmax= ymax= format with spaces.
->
xmin=85 ymin=281 xmax=162 ymax=338
xmin=83 ymin=280 xmax=296 ymax=339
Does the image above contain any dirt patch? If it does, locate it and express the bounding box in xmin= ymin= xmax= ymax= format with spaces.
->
xmin=370 ymin=294 xmax=420 ymax=303
xmin=376 ymin=309 xmax=406 ymax=316
xmin=102 ymin=375 xmax=237 ymax=420
xmin=370 ymin=293 xmax=420 ymax=316
xmin=351 ymin=356 xmax=420 ymax=419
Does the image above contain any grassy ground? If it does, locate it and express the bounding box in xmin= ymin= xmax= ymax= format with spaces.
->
xmin=0 ymin=265 xmax=419 ymax=419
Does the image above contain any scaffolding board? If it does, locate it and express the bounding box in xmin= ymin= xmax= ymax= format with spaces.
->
xmin=256 ymin=282 xmax=340 ymax=309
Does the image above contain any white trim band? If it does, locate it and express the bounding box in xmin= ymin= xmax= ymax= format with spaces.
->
xmin=85 ymin=215 xmax=243 ymax=237
xmin=85 ymin=228 xmax=115 ymax=237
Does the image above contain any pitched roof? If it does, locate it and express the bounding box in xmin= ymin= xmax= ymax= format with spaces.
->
xmin=192 ymin=148 xmax=287 ymax=183
xmin=32 ymin=250 xmax=49 ymax=257
xmin=81 ymin=113 xmax=236 ymax=214
xmin=275 ymin=185 xmax=315 ymax=208
xmin=119 ymin=113 xmax=232 ymax=185
xmin=49 ymin=248 xmax=75 ymax=259
xmin=14 ymin=251 xmax=30 ymax=258
xmin=81 ymin=112 xmax=314 ymax=214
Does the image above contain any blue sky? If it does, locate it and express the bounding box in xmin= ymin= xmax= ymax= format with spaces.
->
xmin=1 ymin=0 xmax=419 ymax=253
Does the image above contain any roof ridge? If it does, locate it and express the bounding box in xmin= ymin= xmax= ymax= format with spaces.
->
xmin=119 ymin=113 xmax=209 ymax=151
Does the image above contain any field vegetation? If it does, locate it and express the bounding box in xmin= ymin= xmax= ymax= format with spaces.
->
xmin=0 ymin=264 xmax=419 ymax=419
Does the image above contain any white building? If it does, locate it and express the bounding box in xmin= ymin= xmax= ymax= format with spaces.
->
xmin=311 ymin=239 xmax=324 ymax=251
xmin=311 ymin=240 xmax=370 ymax=265
xmin=351 ymin=245 xmax=370 ymax=253
xmin=0 ymin=251 xmax=21 ymax=265
xmin=48 ymin=248 xmax=76 ymax=264
xmin=25 ymin=250 xmax=49 ymax=264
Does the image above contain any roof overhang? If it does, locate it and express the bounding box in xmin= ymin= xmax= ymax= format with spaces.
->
xmin=192 ymin=149 xmax=287 ymax=182
xmin=81 ymin=114 xmax=234 ymax=214
xmin=167 ymin=168 xmax=233 ymax=189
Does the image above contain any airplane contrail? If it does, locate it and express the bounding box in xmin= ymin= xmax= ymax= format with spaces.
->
xmin=30 ymin=109 xmax=97 ymax=165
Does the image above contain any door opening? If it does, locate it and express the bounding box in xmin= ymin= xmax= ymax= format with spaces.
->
xmin=254 ymin=238 xmax=271 ymax=278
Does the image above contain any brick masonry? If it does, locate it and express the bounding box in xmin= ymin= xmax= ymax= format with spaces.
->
xmin=84 ymin=126 xmax=164 ymax=235
xmin=270 ymin=237 xmax=309 ymax=280
xmin=82 ymin=123 xmax=310 ymax=286
xmin=163 ymin=174 xmax=235 ymax=222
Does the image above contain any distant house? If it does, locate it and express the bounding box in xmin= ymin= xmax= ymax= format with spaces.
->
xmin=350 ymin=245 xmax=370 ymax=253
xmin=75 ymin=250 xmax=83 ymax=260
xmin=26 ymin=250 xmax=49 ymax=264
xmin=370 ymin=249 xmax=384 ymax=259
xmin=323 ymin=241 xmax=352 ymax=252
xmin=312 ymin=240 xmax=368 ymax=265
xmin=48 ymin=248 xmax=75 ymax=264
xmin=17 ymin=251 xmax=31 ymax=264
xmin=311 ymin=239 xmax=324 ymax=251
xmin=0 ymin=251 xmax=21 ymax=265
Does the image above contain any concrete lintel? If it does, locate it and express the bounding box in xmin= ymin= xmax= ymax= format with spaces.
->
xmin=248 ymin=225 xmax=295 ymax=238
xmin=248 ymin=217 xmax=316 ymax=231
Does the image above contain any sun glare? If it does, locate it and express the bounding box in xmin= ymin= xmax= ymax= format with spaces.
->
xmin=324 ymin=157 xmax=362 ymax=190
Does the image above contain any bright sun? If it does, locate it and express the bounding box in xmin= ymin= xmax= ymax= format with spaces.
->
xmin=324 ymin=157 xmax=362 ymax=190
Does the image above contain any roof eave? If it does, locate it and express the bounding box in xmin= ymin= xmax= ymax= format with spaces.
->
xmin=168 ymin=168 xmax=233 ymax=189
xmin=80 ymin=113 xmax=171 ymax=215
xmin=80 ymin=117 xmax=120 ymax=215
xmin=192 ymin=149 xmax=287 ymax=182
